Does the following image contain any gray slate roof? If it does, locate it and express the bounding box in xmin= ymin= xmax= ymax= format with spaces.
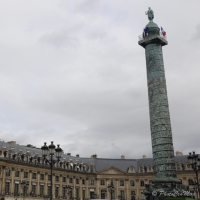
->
xmin=0 ymin=140 xmax=189 ymax=173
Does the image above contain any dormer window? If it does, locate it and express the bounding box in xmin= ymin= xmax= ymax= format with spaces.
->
xmin=140 ymin=166 xmax=143 ymax=173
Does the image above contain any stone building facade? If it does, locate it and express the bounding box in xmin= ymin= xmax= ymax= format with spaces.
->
xmin=0 ymin=141 xmax=197 ymax=200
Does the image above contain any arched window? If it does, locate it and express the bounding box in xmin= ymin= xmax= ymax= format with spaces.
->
xmin=140 ymin=180 xmax=144 ymax=187
xmin=130 ymin=180 xmax=134 ymax=186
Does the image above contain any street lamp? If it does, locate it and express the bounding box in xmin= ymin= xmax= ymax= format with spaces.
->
xmin=66 ymin=185 xmax=73 ymax=200
xmin=131 ymin=191 xmax=136 ymax=200
xmin=107 ymin=181 xmax=115 ymax=200
xmin=187 ymin=151 xmax=200 ymax=199
xmin=118 ymin=195 xmax=123 ymax=200
xmin=101 ymin=189 xmax=107 ymax=199
xmin=92 ymin=193 xmax=97 ymax=199
xmin=20 ymin=181 xmax=29 ymax=200
xmin=41 ymin=142 xmax=62 ymax=200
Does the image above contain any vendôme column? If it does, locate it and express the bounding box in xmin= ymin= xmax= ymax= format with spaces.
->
xmin=138 ymin=8 xmax=188 ymax=200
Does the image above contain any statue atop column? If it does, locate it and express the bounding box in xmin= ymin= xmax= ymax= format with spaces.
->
xmin=145 ymin=7 xmax=154 ymax=22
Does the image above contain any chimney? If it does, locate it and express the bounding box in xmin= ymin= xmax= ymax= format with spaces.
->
xmin=27 ymin=144 xmax=32 ymax=147
xmin=143 ymin=155 xmax=146 ymax=159
xmin=91 ymin=154 xmax=97 ymax=158
xmin=7 ymin=141 xmax=16 ymax=145
xmin=121 ymin=155 xmax=125 ymax=159
xmin=67 ymin=153 xmax=71 ymax=156
xmin=176 ymin=151 xmax=183 ymax=156
xmin=76 ymin=154 xmax=79 ymax=157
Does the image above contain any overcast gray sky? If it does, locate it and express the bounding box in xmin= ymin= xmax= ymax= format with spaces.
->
xmin=0 ymin=0 xmax=200 ymax=159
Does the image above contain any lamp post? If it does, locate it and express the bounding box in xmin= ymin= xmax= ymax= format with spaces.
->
xmin=101 ymin=189 xmax=107 ymax=199
xmin=20 ymin=181 xmax=29 ymax=200
xmin=131 ymin=191 xmax=136 ymax=200
xmin=65 ymin=185 xmax=73 ymax=200
xmin=107 ymin=181 xmax=115 ymax=200
xmin=118 ymin=195 xmax=123 ymax=200
xmin=41 ymin=142 xmax=62 ymax=200
xmin=187 ymin=151 xmax=200 ymax=199
xmin=92 ymin=193 xmax=97 ymax=199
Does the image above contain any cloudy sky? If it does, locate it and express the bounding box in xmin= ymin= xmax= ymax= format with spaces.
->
xmin=0 ymin=0 xmax=200 ymax=159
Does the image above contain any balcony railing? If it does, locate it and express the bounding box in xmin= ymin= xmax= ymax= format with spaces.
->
xmin=138 ymin=33 xmax=167 ymax=41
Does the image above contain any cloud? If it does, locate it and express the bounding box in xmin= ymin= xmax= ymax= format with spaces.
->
xmin=195 ymin=24 xmax=200 ymax=40
xmin=39 ymin=29 xmax=80 ymax=48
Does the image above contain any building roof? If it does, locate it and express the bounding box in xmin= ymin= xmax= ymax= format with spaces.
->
xmin=0 ymin=140 xmax=189 ymax=173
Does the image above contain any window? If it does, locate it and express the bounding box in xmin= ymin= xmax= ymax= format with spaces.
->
xmin=48 ymin=186 xmax=51 ymax=196
xmin=0 ymin=150 xmax=2 ymax=155
xmin=76 ymin=178 xmax=79 ymax=184
xmin=40 ymin=174 xmax=44 ymax=180
xmin=56 ymin=176 xmax=59 ymax=182
xmin=5 ymin=182 xmax=10 ymax=194
xmin=32 ymin=173 xmax=36 ymax=179
xmin=140 ymin=167 xmax=143 ymax=173
xmin=62 ymin=187 xmax=66 ymax=197
xmin=15 ymin=171 xmax=19 ymax=177
xmin=21 ymin=155 xmax=25 ymax=161
xmin=82 ymin=179 xmax=85 ymax=185
xmin=6 ymin=169 xmax=10 ymax=176
xmin=120 ymin=190 xmax=125 ymax=199
xmin=63 ymin=177 xmax=66 ymax=182
xmin=130 ymin=180 xmax=134 ymax=186
xmin=188 ymin=179 xmax=194 ymax=185
xmin=69 ymin=190 xmax=72 ymax=199
xmin=69 ymin=178 xmax=73 ymax=183
xmin=100 ymin=179 xmax=105 ymax=185
xmin=55 ymin=187 xmax=59 ymax=197
xmin=177 ymin=164 xmax=180 ymax=171
xmin=40 ymin=185 xmax=44 ymax=196
xmin=14 ymin=183 xmax=19 ymax=195
xmin=140 ymin=180 xmax=144 ymax=187
xmin=48 ymin=175 xmax=51 ymax=181
xmin=131 ymin=191 xmax=136 ymax=200
xmin=101 ymin=189 xmax=106 ymax=199
xmin=76 ymin=188 xmax=79 ymax=198
xmin=32 ymin=185 xmax=36 ymax=194
xmin=120 ymin=180 xmax=124 ymax=186
xmin=149 ymin=166 xmax=152 ymax=171
xmin=83 ymin=190 xmax=85 ymax=200
xmin=90 ymin=166 xmax=94 ymax=173
xmin=187 ymin=164 xmax=191 ymax=169
xmin=90 ymin=179 xmax=94 ymax=185
xmin=24 ymin=172 xmax=28 ymax=178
